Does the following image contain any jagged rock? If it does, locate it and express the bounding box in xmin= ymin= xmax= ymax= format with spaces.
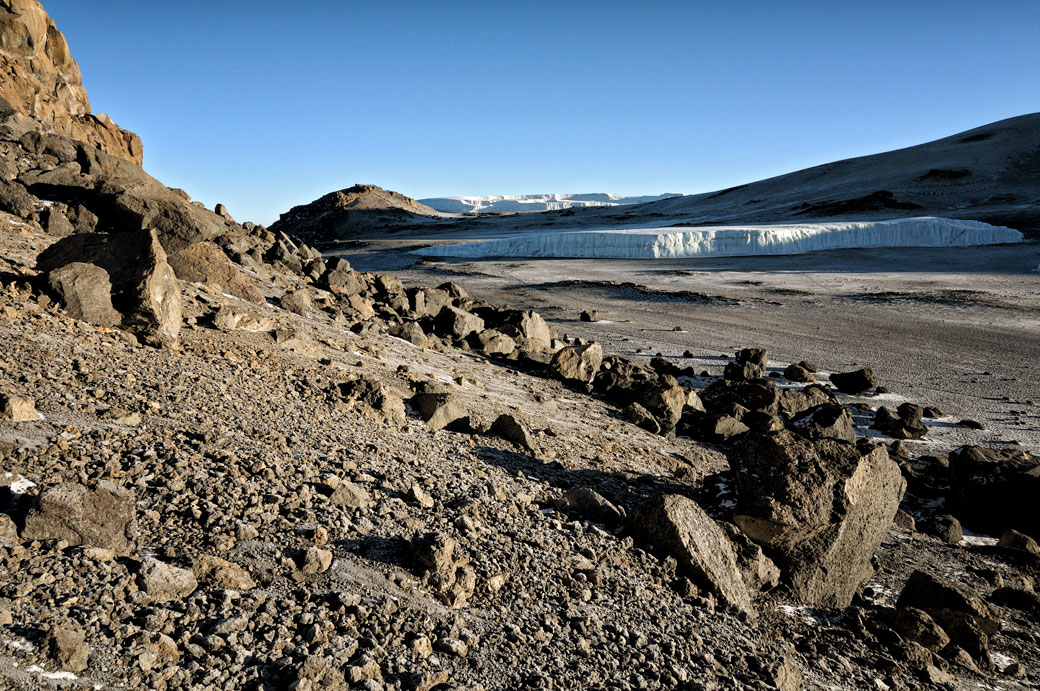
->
xmin=323 ymin=262 xmax=366 ymax=296
xmin=212 ymin=305 xmax=273 ymax=332
xmin=278 ymin=289 xmax=311 ymax=315
xmin=167 ymin=242 xmax=265 ymax=304
xmin=778 ymin=383 xmax=835 ymax=416
xmin=40 ymin=207 xmax=75 ymax=236
xmin=896 ymin=570 xmax=1000 ymax=668
xmin=550 ymin=342 xmax=603 ymax=384
xmin=701 ymin=378 xmax=780 ymax=416
xmin=330 ymin=482 xmax=373 ymax=509
xmin=37 ymin=229 xmax=182 ymax=346
xmin=22 ymin=480 xmax=136 ymax=553
xmin=476 ymin=329 xmax=516 ymax=356
xmin=274 ymin=326 xmax=322 ymax=357
xmin=300 ymin=547 xmax=334 ymax=574
xmin=623 ymin=401 xmax=660 ymax=434
xmin=0 ymin=178 xmax=33 ymax=217
xmin=998 ymin=529 xmax=1040 ymax=556
xmin=0 ymin=1 xmax=141 ymax=164
xmin=407 ymin=533 xmax=475 ymax=608
xmin=892 ymin=607 xmax=951 ymax=651
xmin=47 ymin=262 xmax=121 ymax=326
xmin=0 ymin=513 xmax=16 ymax=545
xmin=411 ymin=387 xmax=468 ymax=431
xmin=0 ymin=393 xmax=36 ymax=422
xmin=192 ymin=555 xmax=256 ymax=590
xmin=948 ymin=445 xmax=1040 ymax=542
xmin=629 ymin=494 xmax=754 ymax=616
xmin=139 ymin=557 xmax=198 ymax=602
xmin=44 ymin=626 xmax=89 ymax=673
xmin=688 ymin=413 xmax=749 ymax=443
xmin=334 ymin=376 xmax=406 ymax=427
xmin=829 ymin=368 xmax=877 ymax=394
xmin=923 ymin=514 xmax=963 ymax=544
xmin=342 ymin=292 xmax=375 ymax=320
xmin=764 ymin=656 xmax=804 ymax=691
xmin=560 ymin=488 xmax=624 ymax=528
xmin=721 ymin=522 xmax=781 ymax=597
xmin=724 ymin=348 xmax=767 ymax=381
xmin=579 ymin=309 xmax=598 ymax=322
xmin=790 ymin=403 xmax=855 ymax=443
xmin=489 ymin=413 xmax=535 ymax=452
xmin=389 ymin=321 xmax=429 ymax=348
xmin=783 ymin=363 xmax=816 ymax=383
xmin=434 ymin=305 xmax=484 ymax=340
xmin=729 ymin=432 xmax=905 ymax=607
xmin=872 ymin=403 xmax=928 ymax=440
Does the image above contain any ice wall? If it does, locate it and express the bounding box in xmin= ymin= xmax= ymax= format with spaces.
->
xmin=412 ymin=217 xmax=1023 ymax=259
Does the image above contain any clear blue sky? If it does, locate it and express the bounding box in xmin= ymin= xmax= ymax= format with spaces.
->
xmin=44 ymin=1 xmax=1040 ymax=225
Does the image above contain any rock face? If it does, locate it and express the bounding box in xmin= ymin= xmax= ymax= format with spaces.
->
xmin=22 ymin=481 xmax=137 ymax=553
xmin=947 ymin=445 xmax=1040 ymax=542
xmin=0 ymin=1 xmax=142 ymax=164
xmin=729 ymin=432 xmax=905 ymax=607
xmin=47 ymin=262 xmax=122 ymax=326
xmin=629 ymin=494 xmax=754 ymax=616
xmin=38 ymin=229 xmax=182 ymax=345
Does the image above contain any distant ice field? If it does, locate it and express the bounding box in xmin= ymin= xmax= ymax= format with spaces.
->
xmin=411 ymin=217 xmax=1023 ymax=259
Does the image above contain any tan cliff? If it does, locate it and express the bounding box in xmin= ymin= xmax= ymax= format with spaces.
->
xmin=0 ymin=0 xmax=142 ymax=165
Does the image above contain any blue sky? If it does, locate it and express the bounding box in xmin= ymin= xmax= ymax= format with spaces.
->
xmin=45 ymin=1 xmax=1040 ymax=225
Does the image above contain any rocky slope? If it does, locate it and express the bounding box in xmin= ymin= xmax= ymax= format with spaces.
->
xmin=1 ymin=4 xmax=1039 ymax=690
xmin=0 ymin=0 xmax=142 ymax=165
xmin=271 ymin=186 xmax=448 ymax=247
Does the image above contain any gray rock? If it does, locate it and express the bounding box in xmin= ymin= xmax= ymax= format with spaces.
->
xmin=48 ymin=262 xmax=122 ymax=326
xmin=139 ymin=557 xmax=198 ymax=602
xmin=550 ymin=342 xmax=603 ymax=384
xmin=729 ymin=432 xmax=905 ymax=607
xmin=434 ymin=305 xmax=485 ymax=340
xmin=791 ymin=403 xmax=856 ymax=443
xmin=561 ymin=488 xmax=624 ymax=528
xmin=629 ymin=494 xmax=754 ymax=616
xmin=489 ymin=413 xmax=535 ymax=452
xmin=22 ymin=481 xmax=137 ymax=553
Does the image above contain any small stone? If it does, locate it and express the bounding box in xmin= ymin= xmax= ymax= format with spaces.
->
xmin=138 ymin=558 xmax=198 ymax=602
xmin=435 ymin=637 xmax=469 ymax=657
xmin=301 ymin=547 xmax=334 ymax=574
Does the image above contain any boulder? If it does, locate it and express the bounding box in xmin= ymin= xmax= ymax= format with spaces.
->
xmin=300 ymin=547 xmax=334 ymax=575
xmin=721 ymin=522 xmax=781 ymax=597
xmin=37 ymin=229 xmax=182 ymax=346
xmin=783 ymin=363 xmax=816 ymax=383
xmin=389 ymin=321 xmax=429 ymax=348
xmin=629 ymin=495 xmax=754 ymax=616
xmin=22 ymin=481 xmax=137 ymax=553
xmin=191 ymin=555 xmax=256 ymax=590
xmin=829 ymin=368 xmax=877 ymax=394
xmin=323 ymin=263 xmax=366 ymax=297
xmin=700 ymin=378 xmax=780 ymax=416
xmin=579 ymin=309 xmax=598 ymax=322
xmin=724 ymin=348 xmax=767 ymax=380
xmin=407 ymin=533 xmax=475 ymax=608
xmin=489 ymin=414 xmax=536 ymax=452
xmin=623 ymin=402 xmax=660 ymax=434
xmin=434 ymin=305 xmax=484 ymax=340
xmin=0 ymin=393 xmax=37 ymax=422
xmin=790 ymin=403 xmax=856 ymax=443
xmin=476 ymin=329 xmax=516 ymax=356
xmin=778 ymin=384 xmax=835 ymax=416
xmin=729 ymin=432 xmax=905 ymax=607
xmin=923 ymin=514 xmax=963 ymax=544
xmin=411 ymin=389 xmax=469 ymax=431
xmin=560 ymin=488 xmax=624 ymax=528
xmin=550 ymin=342 xmax=603 ymax=384
xmin=329 ymin=482 xmax=373 ymax=509
xmin=333 ymin=376 xmax=406 ymax=427
xmin=47 ymin=262 xmax=122 ymax=326
xmin=167 ymin=242 xmax=265 ymax=304
xmin=138 ymin=557 xmax=198 ymax=602
xmin=948 ymin=446 xmax=1040 ymax=542
xmin=892 ymin=607 xmax=951 ymax=651
xmin=872 ymin=403 xmax=928 ymax=440
xmin=0 ymin=178 xmax=34 ymax=217
xmin=998 ymin=529 xmax=1040 ymax=556
xmin=44 ymin=626 xmax=89 ymax=673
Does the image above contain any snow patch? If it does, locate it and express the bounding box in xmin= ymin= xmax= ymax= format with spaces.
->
xmin=959 ymin=529 xmax=998 ymax=547
xmin=4 ymin=473 xmax=37 ymax=495
xmin=413 ymin=217 xmax=1022 ymax=259
xmin=26 ymin=665 xmax=78 ymax=681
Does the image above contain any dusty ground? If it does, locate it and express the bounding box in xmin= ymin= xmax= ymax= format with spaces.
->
xmin=349 ymin=241 xmax=1040 ymax=456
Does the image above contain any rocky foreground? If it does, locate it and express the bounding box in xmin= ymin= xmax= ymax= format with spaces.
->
xmin=1 ymin=1 xmax=1040 ymax=689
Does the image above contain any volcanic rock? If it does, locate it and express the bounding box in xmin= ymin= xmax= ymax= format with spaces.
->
xmin=489 ymin=413 xmax=536 ymax=452
xmin=790 ymin=403 xmax=856 ymax=443
xmin=560 ymin=488 xmax=624 ymax=528
xmin=434 ymin=305 xmax=485 ymax=341
xmin=948 ymin=445 xmax=1040 ymax=541
xmin=729 ymin=432 xmax=905 ymax=607
xmin=47 ymin=262 xmax=122 ymax=326
xmin=44 ymin=626 xmax=89 ymax=673
xmin=923 ymin=514 xmax=963 ymax=544
xmin=334 ymin=376 xmax=406 ymax=427
xmin=138 ymin=557 xmax=198 ymax=602
xmin=629 ymin=494 xmax=754 ymax=616
xmin=22 ymin=480 xmax=136 ymax=553
xmin=550 ymin=342 xmax=603 ymax=384
xmin=783 ymin=363 xmax=816 ymax=383
xmin=167 ymin=242 xmax=264 ymax=304
xmin=407 ymin=533 xmax=476 ymax=608
xmin=829 ymin=368 xmax=878 ymax=394
xmin=0 ymin=392 xmax=36 ymax=422
xmin=410 ymin=388 xmax=469 ymax=431
xmin=998 ymin=529 xmax=1040 ymax=556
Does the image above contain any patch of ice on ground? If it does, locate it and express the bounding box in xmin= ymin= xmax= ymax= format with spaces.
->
xmin=777 ymin=604 xmax=841 ymax=627
xmin=413 ymin=217 xmax=1023 ymax=259
xmin=25 ymin=665 xmax=78 ymax=681
xmin=960 ymin=529 xmax=998 ymax=547
xmin=4 ymin=638 xmax=34 ymax=652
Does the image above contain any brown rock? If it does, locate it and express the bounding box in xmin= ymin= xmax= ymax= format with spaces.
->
xmin=22 ymin=480 xmax=136 ymax=553
xmin=167 ymin=242 xmax=264 ymax=304
xmin=44 ymin=626 xmax=89 ymax=672
xmin=47 ymin=262 xmax=122 ymax=326
xmin=0 ymin=393 xmax=36 ymax=422
xmin=138 ymin=557 xmax=198 ymax=602
xmin=550 ymin=342 xmax=603 ymax=384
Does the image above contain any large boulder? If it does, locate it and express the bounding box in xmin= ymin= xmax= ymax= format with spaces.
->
xmin=629 ymin=494 xmax=754 ymax=616
xmin=167 ymin=242 xmax=264 ymax=304
xmin=550 ymin=342 xmax=603 ymax=384
xmin=0 ymin=0 xmax=142 ymax=164
xmin=47 ymin=262 xmax=122 ymax=326
xmin=433 ymin=305 xmax=484 ymax=340
xmin=729 ymin=432 xmax=905 ymax=607
xmin=21 ymin=481 xmax=137 ymax=554
xmin=37 ymin=229 xmax=182 ymax=346
xmin=948 ymin=445 xmax=1040 ymax=542
xmin=596 ymin=359 xmax=686 ymax=435
xmin=829 ymin=368 xmax=877 ymax=395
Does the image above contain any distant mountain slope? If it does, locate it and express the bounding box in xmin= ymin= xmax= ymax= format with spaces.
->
xmin=420 ymin=192 xmax=680 ymax=214
xmin=621 ymin=113 xmax=1040 ymax=236
xmin=270 ymin=185 xmax=447 ymax=245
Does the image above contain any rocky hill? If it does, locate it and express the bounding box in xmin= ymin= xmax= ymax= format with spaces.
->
xmin=0 ymin=3 xmax=1039 ymax=690
xmin=0 ymin=0 xmax=142 ymax=165
xmin=271 ymin=185 xmax=447 ymax=247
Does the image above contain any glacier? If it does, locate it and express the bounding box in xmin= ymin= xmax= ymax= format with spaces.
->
xmin=419 ymin=192 xmax=681 ymax=214
xmin=411 ymin=217 xmax=1023 ymax=259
